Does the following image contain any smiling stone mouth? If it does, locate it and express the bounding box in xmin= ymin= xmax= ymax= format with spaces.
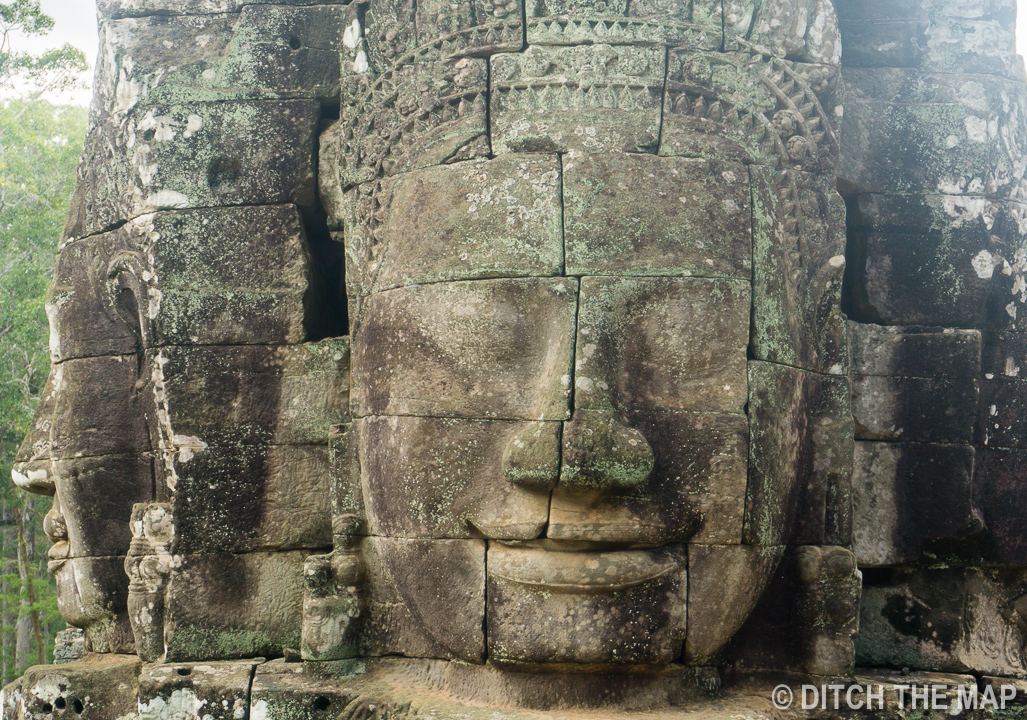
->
xmin=488 ymin=543 xmax=681 ymax=592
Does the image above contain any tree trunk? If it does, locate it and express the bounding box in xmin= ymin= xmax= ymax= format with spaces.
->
xmin=15 ymin=504 xmax=44 ymax=669
xmin=1 ymin=517 xmax=14 ymax=683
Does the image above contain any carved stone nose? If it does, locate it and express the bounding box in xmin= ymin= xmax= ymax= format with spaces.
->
xmin=558 ymin=410 xmax=653 ymax=490
xmin=502 ymin=421 xmax=561 ymax=490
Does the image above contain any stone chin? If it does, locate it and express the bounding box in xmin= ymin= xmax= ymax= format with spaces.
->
xmin=484 ymin=543 xmax=689 ymax=665
xmin=373 ymin=535 xmax=782 ymax=668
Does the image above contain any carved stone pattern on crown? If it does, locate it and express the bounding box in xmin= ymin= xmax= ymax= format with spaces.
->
xmin=526 ymin=15 xmax=718 ymax=48
xmin=340 ymin=52 xmax=490 ymax=187
xmin=666 ymin=46 xmax=839 ymax=173
xmin=490 ymin=44 xmax=664 ymax=114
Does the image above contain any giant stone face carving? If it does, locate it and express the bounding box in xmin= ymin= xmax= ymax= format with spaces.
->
xmin=306 ymin=0 xmax=853 ymax=680
xmin=11 ymin=0 xmax=1027 ymax=715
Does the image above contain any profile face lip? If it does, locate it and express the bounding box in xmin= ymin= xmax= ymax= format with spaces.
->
xmin=46 ymin=540 xmax=70 ymax=574
xmin=488 ymin=543 xmax=680 ymax=593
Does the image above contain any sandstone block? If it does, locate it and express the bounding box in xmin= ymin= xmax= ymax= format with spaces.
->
xmin=790 ymin=546 xmax=861 ymax=676
xmin=835 ymin=0 xmax=928 ymax=68
xmin=93 ymin=6 xmax=346 ymax=113
xmin=852 ymin=441 xmax=978 ymax=566
xmin=53 ymin=454 xmax=154 ymax=558
xmin=921 ymin=10 xmax=1017 ymax=78
xmin=744 ymin=361 xmax=854 ymax=546
xmin=857 ymin=567 xmax=1027 ymax=677
xmin=352 ymin=278 xmax=577 ymax=420
xmin=248 ymin=661 xmax=369 ymax=720
xmin=355 ymin=416 xmax=551 ymax=540
xmin=548 ymin=411 xmax=748 ymax=545
xmin=490 ymin=44 xmax=664 ymax=155
xmin=13 ymin=655 xmax=141 ymax=720
xmin=162 ymin=444 xmax=330 ymax=554
xmin=138 ymin=661 xmax=259 ymax=720
xmin=51 ymin=206 xmax=311 ymax=357
xmin=662 ymin=51 xmax=842 ymax=174
xmin=153 ymin=292 xmax=306 ymax=349
xmin=574 ymin=276 xmax=750 ymax=415
xmin=563 ymin=154 xmax=751 ymax=279
xmin=71 ymin=101 xmax=318 ymax=237
xmin=852 ymin=376 xmax=978 ymax=443
xmin=49 ymin=356 xmax=150 ymax=460
xmin=751 ymin=167 xmax=848 ymax=373
xmin=840 ymin=74 xmax=1022 ymax=197
xmin=486 ymin=544 xmax=687 ymax=664
xmin=340 ymin=155 xmax=562 ymax=296
xmin=847 ymin=194 xmax=1027 ymax=326
xmin=46 ymin=239 xmax=141 ymax=362
xmin=839 ymin=18 xmax=927 ymax=70
xmin=359 ymin=537 xmax=485 ymax=662
xmin=724 ymin=546 xmax=859 ymax=675
xmin=685 ymin=544 xmax=784 ymax=664
xmin=850 ymin=322 xmax=981 ymax=379
xmin=161 ymin=551 xmax=307 ymax=662
xmin=148 ymin=340 xmax=349 ymax=448
xmin=975 ymin=447 xmax=1027 ymax=565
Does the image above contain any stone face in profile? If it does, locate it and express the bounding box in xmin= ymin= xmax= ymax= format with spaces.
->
xmin=10 ymin=0 xmax=1027 ymax=714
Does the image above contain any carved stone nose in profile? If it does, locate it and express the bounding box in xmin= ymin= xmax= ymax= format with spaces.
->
xmin=558 ymin=410 xmax=653 ymax=490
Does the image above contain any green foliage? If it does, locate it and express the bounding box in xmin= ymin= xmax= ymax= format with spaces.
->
xmin=0 ymin=0 xmax=89 ymax=684
xmin=0 ymin=1 xmax=88 ymax=98
xmin=0 ymin=96 xmax=85 ymax=684
xmin=0 ymin=98 xmax=86 ymax=447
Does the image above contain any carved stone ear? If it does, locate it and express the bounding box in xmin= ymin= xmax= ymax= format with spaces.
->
xmin=105 ymin=250 xmax=150 ymax=353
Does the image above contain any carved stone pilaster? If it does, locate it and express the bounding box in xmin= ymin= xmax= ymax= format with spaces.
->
xmin=125 ymin=502 xmax=174 ymax=663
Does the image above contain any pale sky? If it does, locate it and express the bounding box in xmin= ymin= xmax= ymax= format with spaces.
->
xmin=6 ymin=0 xmax=1027 ymax=107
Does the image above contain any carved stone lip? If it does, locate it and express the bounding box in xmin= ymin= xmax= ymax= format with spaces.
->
xmin=488 ymin=543 xmax=679 ymax=593
xmin=46 ymin=541 xmax=70 ymax=574
xmin=47 ymin=540 xmax=70 ymax=562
